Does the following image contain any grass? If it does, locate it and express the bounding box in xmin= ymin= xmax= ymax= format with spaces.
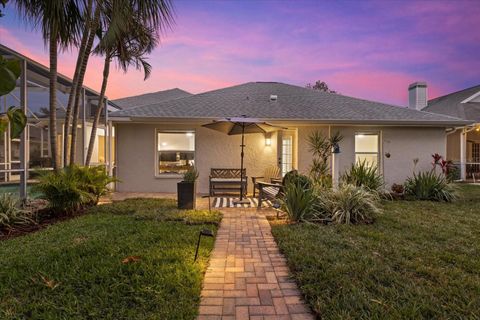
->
xmin=0 ymin=198 xmax=222 ymax=320
xmin=271 ymin=184 xmax=480 ymax=319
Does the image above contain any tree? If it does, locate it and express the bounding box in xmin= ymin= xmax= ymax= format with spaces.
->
xmin=306 ymin=80 xmax=336 ymax=93
xmin=15 ymin=0 xmax=82 ymax=170
xmin=0 ymin=0 xmax=7 ymax=18
xmin=62 ymin=0 xmax=99 ymax=167
xmin=84 ymin=0 xmax=172 ymax=165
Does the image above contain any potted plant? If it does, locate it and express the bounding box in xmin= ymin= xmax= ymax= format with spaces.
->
xmin=177 ymin=166 xmax=199 ymax=209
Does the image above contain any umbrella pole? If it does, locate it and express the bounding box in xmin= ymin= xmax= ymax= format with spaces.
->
xmin=239 ymin=123 xmax=245 ymax=201
xmin=234 ymin=123 xmax=249 ymax=205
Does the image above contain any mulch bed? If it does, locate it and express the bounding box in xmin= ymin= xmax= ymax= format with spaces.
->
xmin=0 ymin=201 xmax=90 ymax=241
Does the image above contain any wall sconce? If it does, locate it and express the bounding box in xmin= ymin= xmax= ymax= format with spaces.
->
xmin=265 ymin=133 xmax=272 ymax=146
xmin=332 ymin=143 xmax=340 ymax=154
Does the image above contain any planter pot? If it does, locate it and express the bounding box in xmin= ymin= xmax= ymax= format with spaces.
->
xmin=177 ymin=181 xmax=196 ymax=209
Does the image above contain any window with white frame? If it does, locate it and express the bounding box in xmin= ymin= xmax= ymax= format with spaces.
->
xmin=281 ymin=136 xmax=293 ymax=176
xmin=355 ymin=133 xmax=379 ymax=168
xmin=157 ymin=131 xmax=195 ymax=175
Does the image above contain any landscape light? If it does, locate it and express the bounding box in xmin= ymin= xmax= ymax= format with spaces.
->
xmin=194 ymin=229 xmax=214 ymax=262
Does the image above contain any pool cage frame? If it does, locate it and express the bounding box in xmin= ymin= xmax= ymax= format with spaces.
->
xmin=0 ymin=44 xmax=119 ymax=200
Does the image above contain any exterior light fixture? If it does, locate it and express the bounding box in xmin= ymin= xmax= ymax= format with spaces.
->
xmin=332 ymin=143 xmax=340 ymax=154
xmin=194 ymin=229 xmax=214 ymax=262
xmin=265 ymin=133 xmax=272 ymax=146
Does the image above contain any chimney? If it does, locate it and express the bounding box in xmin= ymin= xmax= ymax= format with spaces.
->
xmin=408 ymin=82 xmax=428 ymax=110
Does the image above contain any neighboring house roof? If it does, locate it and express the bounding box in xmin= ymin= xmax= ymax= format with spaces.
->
xmin=110 ymin=82 xmax=470 ymax=126
xmin=422 ymin=85 xmax=480 ymax=122
xmin=112 ymin=88 xmax=192 ymax=109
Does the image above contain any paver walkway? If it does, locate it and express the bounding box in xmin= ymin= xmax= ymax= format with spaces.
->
xmin=198 ymin=208 xmax=314 ymax=320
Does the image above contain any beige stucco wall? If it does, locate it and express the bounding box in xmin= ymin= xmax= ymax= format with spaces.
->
xmin=295 ymin=125 xmax=446 ymax=187
xmin=115 ymin=122 xmax=447 ymax=193
xmin=115 ymin=122 xmax=278 ymax=193
xmin=296 ymin=125 xmax=446 ymax=187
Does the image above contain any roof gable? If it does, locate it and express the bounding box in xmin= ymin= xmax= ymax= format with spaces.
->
xmin=423 ymin=85 xmax=480 ymax=121
xmin=113 ymin=88 xmax=192 ymax=109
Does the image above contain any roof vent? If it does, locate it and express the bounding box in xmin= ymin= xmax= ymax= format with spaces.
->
xmin=270 ymin=94 xmax=278 ymax=101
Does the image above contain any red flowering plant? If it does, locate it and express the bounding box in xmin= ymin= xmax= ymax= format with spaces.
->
xmin=431 ymin=153 xmax=442 ymax=168
xmin=431 ymin=154 xmax=454 ymax=177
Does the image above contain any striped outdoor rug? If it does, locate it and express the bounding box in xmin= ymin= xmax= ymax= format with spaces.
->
xmin=212 ymin=197 xmax=273 ymax=208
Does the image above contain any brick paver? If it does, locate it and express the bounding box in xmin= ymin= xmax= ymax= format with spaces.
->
xmin=198 ymin=208 xmax=314 ymax=320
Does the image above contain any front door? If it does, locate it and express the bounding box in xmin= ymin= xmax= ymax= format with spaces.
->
xmin=278 ymin=130 xmax=296 ymax=176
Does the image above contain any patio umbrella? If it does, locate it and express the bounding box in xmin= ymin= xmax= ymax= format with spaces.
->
xmin=202 ymin=116 xmax=286 ymax=203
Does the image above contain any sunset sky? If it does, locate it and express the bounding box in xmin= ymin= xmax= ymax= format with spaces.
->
xmin=0 ymin=0 xmax=479 ymax=106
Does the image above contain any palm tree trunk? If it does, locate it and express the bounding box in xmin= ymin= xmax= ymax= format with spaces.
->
xmin=49 ymin=33 xmax=59 ymax=171
xmin=63 ymin=0 xmax=93 ymax=167
xmin=69 ymin=6 xmax=100 ymax=166
xmin=85 ymin=56 xmax=110 ymax=166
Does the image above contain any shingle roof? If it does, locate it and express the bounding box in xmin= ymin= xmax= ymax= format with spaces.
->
xmin=422 ymin=85 xmax=480 ymax=122
xmin=110 ymin=82 xmax=470 ymax=125
xmin=112 ymin=88 xmax=192 ymax=109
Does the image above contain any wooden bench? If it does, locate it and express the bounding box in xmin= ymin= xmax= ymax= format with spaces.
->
xmin=209 ymin=168 xmax=247 ymax=197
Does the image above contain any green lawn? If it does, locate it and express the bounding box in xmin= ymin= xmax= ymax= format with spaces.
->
xmin=0 ymin=199 xmax=221 ymax=320
xmin=271 ymin=184 xmax=480 ymax=319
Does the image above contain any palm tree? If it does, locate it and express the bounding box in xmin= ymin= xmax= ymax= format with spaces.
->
xmin=62 ymin=0 xmax=98 ymax=167
xmin=84 ymin=6 xmax=160 ymax=166
xmin=78 ymin=0 xmax=175 ymax=166
xmin=15 ymin=0 xmax=82 ymax=170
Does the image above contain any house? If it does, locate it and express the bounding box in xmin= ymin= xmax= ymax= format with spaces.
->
xmin=110 ymin=82 xmax=470 ymax=194
xmin=410 ymin=82 xmax=480 ymax=180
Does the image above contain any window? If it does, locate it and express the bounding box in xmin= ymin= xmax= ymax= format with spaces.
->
xmin=157 ymin=131 xmax=195 ymax=175
xmin=355 ymin=133 xmax=379 ymax=167
xmin=473 ymin=143 xmax=480 ymax=163
xmin=281 ymin=136 xmax=293 ymax=176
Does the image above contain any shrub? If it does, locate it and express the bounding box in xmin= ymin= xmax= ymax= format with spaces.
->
xmin=308 ymin=130 xmax=342 ymax=188
xmin=316 ymin=184 xmax=381 ymax=224
xmin=341 ymin=160 xmax=384 ymax=193
xmin=283 ymin=170 xmax=312 ymax=189
xmin=70 ymin=165 xmax=116 ymax=204
xmin=404 ymin=171 xmax=458 ymax=202
xmin=0 ymin=193 xmax=35 ymax=232
xmin=183 ymin=166 xmax=199 ymax=183
xmin=34 ymin=170 xmax=93 ymax=214
xmin=33 ymin=165 xmax=115 ymax=214
xmin=391 ymin=183 xmax=404 ymax=194
xmin=281 ymin=177 xmax=316 ymax=222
